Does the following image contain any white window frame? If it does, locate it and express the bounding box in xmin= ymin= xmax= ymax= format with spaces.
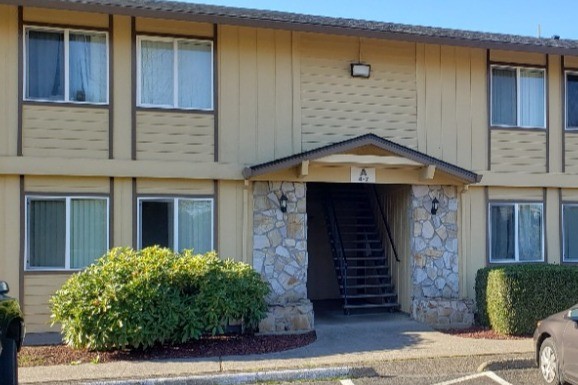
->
xmin=23 ymin=26 xmax=109 ymax=105
xmin=490 ymin=65 xmax=547 ymax=129
xmin=562 ymin=203 xmax=578 ymax=262
xmin=137 ymin=197 xmax=214 ymax=252
xmin=25 ymin=195 xmax=110 ymax=271
xmin=136 ymin=35 xmax=214 ymax=111
xmin=565 ymin=71 xmax=578 ymax=130
xmin=488 ymin=202 xmax=545 ymax=263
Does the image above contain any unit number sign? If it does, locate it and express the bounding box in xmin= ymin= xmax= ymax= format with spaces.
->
xmin=350 ymin=167 xmax=376 ymax=183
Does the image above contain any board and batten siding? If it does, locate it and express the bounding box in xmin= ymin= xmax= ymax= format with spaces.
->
xmin=22 ymin=105 xmax=109 ymax=159
xmin=491 ymin=130 xmax=548 ymax=173
xmin=300 ymin=34 xmax=417 ymax=151
xmin=23 ymin=274 xmax=70 ymax=333
xmin=565 ymin=134 xmax=578 ymax=173
xmin=135 ymin=111 xmax=214 ymax=162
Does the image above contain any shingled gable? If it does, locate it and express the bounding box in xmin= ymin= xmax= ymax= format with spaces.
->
xmin=242 ymin=134 xmax=482 ymax=184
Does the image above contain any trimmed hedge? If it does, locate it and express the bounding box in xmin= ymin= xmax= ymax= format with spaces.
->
xmin=50 ymin=247 xmax=269 ymax=351
xmin=475 ymin=264 xmax=578 ymax=335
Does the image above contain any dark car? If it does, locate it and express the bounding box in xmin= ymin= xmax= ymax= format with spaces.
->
xmin=0 ymin=280 xmax=25 ymax=385
xmin=534 ymin=305 xmax=578 ymax=385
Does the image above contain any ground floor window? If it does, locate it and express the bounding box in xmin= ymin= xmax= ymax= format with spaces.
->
xmin=138 ymin=197 xmax=213 ymax=253
xmin=489 ymin=202 xmax=543 ymax=263
xmin=563 ymin=204 xmax=578 ymax=262
xmin=26 ymin=196 xmax=109 ymax=270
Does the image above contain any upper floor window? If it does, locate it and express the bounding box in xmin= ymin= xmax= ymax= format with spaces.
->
xmin=24 ymin=27 xmax=108 ymax=104
xmin=491 ymin=66 xmax=546 ymax=129
xmin=138 ymin=197 xmax=214 ymax=253
xmin=137 ymin=36 xmax=213 ymax=110
xmin=26 ymin=196 xmax=109 ymax=270
xmin=489 ymin=202 xmax=544 ymax=263
xmin=566 ymin=72 xmax=578 ymax=129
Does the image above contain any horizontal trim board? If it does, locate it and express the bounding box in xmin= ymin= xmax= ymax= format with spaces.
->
xmin=134 ymin=31 xmax=215 ymax=41
xmin=136 ymin=107 xmax=214 ymax=115
xmin=23 ymin=101 xmax=109 ymax=110
xmin=22 ymin=20 xmax=109 ymax=31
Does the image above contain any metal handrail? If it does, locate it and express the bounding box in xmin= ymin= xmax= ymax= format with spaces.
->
xmin=371 ymin=185 xmax=400 ymax=263
xmin=324 ymin=194 xmax=348 ymax=305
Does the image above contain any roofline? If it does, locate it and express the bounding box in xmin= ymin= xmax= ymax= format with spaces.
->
xmin=4 ymin=0 xmax=578 ymax=55
xmin=243 ymin=134 xmax=482 ymax=184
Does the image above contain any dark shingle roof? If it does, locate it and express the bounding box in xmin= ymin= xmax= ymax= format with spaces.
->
xmin=5 ymin=0 xmax=578 ymax=55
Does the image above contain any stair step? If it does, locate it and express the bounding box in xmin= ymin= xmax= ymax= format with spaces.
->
xmin=340 ymin=274 xmax=391 ymax=280
xmin=343 ymin=303 xmax=400 ymax=310
xmin=341 ymin=283 xmax=393 ymax=289
xmin=343 ymin=247 xmax=384 ymax=252
xmin=345 ymin=293 xmax=397 ymax=299
xmin=338 ymin=256 xmax=386 ymax=261
xmin=346 ymin=264 xmax=388 ymax=269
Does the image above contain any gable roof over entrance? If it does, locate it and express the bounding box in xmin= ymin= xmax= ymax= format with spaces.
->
xmin=243 ymin=134 xmax=482 ymax=184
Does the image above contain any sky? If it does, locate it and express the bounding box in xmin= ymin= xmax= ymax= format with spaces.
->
xmin=181 ymin=0 xmax=578 ymax=40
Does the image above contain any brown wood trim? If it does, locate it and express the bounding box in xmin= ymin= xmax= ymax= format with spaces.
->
xmin=132 ymin=178 xmax=137 ymax=248
xmin=546 ymin=55 xmax=550 ymax=173
xmin=489 ymin=61 xmax=547 ymax=69
xmin=17 ymin=6 xmax=23 ymax=157
xmin=22 ymin=21 xmax=110 ymax=32
xmin=137 ymin=193 xmax=215 ymax=199
xmin=19 ymin=175 xmax=24 ymax=306
xmin=213 ymin=180 xmax=218 ymax=253
xmin=135 ymin=107 xmax=214 ymax=115
xmin=213 ymin=23 xmax=219 ymax=163
xmin=23 ymin=270 xmax=76 ymax=276
xmin=108 ymin=14 xmax=114 ymax=160
xmin=135 ymin=31 xmax=215 ymax=41
xmin=131 ymin=17 xmax=137 ymax=161
xmin=24 ymin=192 xmax=109 ymax=198
xmin=22 ymin=101 xmax=108 ymax=109
xmin=484 ymin=186 xmax=489 ymax=265
xmin=559 ymin=189 xmax=564 ymax=262
xmin=563 ymin=59 xmax=567 ymax=173
xmin=489 ymin=126 xmax=548 ymax=132
xmin=109 ymin=177 xmax=114 ymax=247
xmin=486 ymin=49 xmax=491 ymax=171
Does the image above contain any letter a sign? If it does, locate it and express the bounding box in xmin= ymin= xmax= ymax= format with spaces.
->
xmin=351 ymin=167 xmax=376 ymax=183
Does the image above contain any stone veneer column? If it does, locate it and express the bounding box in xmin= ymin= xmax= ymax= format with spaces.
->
xmin=252 ymin=182 xmax=314 ymax=333
xmin=410 ymin=185 xmax=474 ymax=328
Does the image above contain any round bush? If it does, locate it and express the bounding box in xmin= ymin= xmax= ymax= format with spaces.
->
xmin=50 ymin=247 xmax=269 ymax=351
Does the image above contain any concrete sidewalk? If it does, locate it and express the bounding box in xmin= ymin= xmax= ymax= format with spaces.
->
xmin=20 ymin=312 xmax=534 ymax=384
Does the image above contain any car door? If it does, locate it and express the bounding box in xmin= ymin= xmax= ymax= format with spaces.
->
xmin=564 ymin=309 xmax=578 ymax=383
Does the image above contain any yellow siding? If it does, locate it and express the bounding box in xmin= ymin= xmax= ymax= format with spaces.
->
xmin=136 ymin=111 xmax=214 ymax=162
xmin=545 ymin=188 xmax=561 ymax=264
xmin=562 ymin=189 xmax=578 ymax=201
xmin=462 ymin=187 xmax=486 ymax=300
xmin=218 ymin=181 xmax=246 ymax=262
xmin=219 ymin=26 xmax=295 ymax=165
xmin=549 ymin=56 xmax=563 ymax=173
xmin=564 ymin=56 xmax=578 ymax=69
xmin=23 ymin=8 xmax=109 ymax=28
xmin=565 ymin=134 xmax=578 ymax=173
xmin=0 ymin=6 xmax=18 ymax=157
xmin=113 ymin=15 xmax=133 ymax=161
xmin=0 ymin=176 xmax=20 ymax=301
xmin=22 ymin=105 xmax=109 ymax=159
xmin=23 ymin=274 xmax=71 ymax=333
xmin=491 ymin=130 xmax=547 ymax=173
xmin=136 ymin=17 xmax=213 ymax=37
xmin=113 ymin=178 xmax=134 ymax=248
xmin=136 ymin=178 xmax=214 ymax=195
xmin=25 ymin=176 xmax=110 ymax=194
xmin=300 ymin=34 xmax=417 ymax=151
xmin=490 ymin=50 xmax=546 ymax=66
xmin=488 ymin=187 xmax=543 ymax=201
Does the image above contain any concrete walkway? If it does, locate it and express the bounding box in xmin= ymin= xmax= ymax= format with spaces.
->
xmin=20 ymin=312 xmax=534 ymax=384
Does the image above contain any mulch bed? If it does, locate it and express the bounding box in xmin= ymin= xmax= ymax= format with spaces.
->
xmin=438 ymin=326 xmax=530 ymax=340
xmin=19 ymin=331 xmax=317 ymax=367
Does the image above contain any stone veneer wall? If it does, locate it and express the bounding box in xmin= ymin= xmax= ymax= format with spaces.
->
xmin=410 ymin=185 xmax=474 ymax=328
xmin=252 ymin=182 xmax=314 ymax=333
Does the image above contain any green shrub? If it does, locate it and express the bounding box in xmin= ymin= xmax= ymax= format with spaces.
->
xmin=50 ymin=247 xmax=269 ymax=351
xmin=475 ymin=264 xmax=578 ymax=335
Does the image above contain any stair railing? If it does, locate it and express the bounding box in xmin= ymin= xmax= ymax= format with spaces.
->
xmin=323 ymin=194 xmax=349 ymax=307
xmin=370 ymin=185 xmax=400 ymax=263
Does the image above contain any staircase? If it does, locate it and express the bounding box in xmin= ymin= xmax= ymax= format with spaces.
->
xmin=321 ymin=184 xmax=400 ymax=314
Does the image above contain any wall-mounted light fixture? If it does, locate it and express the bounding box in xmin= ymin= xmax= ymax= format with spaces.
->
xmin=431 ymin=197 xmax=439 ymax=215
xmin=279 ymin=194 xmax=288 ymax=213
xmin=351 ymin=63 xmax=371 ymax=78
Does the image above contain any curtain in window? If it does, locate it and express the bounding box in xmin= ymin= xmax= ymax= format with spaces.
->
xmin=492 ymin=68 xmax=516 ymax=126
xmin=490 ymin=205 xmax=515 ymax=261
xmin=29 ymin=200 xmax=66 ymax=268
xmin=70 ymin=199 xmax=107 ymax=269
xmin=518 ymin=204 xmax=542 ymax=261
xmin=563 ymin=206 xmax=578 ymax=261
xmin=178 ymin=41 xmax=212 ymax=109
xmin=178 ymin=200 xmax=212 ymax=253
xmin=567 ymin=74 xmax=578 ymax=128
xmin=140 ymin=40 xmax=174 ymax=106
xmin=26 ymin=30 xmax=64 ymax=100
xmin=519 ymin=69 xmax=545 ymax=127
xmin=69 ymin=33 xmax=107 ymax=103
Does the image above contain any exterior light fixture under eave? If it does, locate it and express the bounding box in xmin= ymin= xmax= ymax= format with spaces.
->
xmin=351 ymin=63 xmax=371 ymax=78
xmin=431 ymin=197 xmax=439 ymax=215
xmin=279 ymin=194 xmax=288 ymax=213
